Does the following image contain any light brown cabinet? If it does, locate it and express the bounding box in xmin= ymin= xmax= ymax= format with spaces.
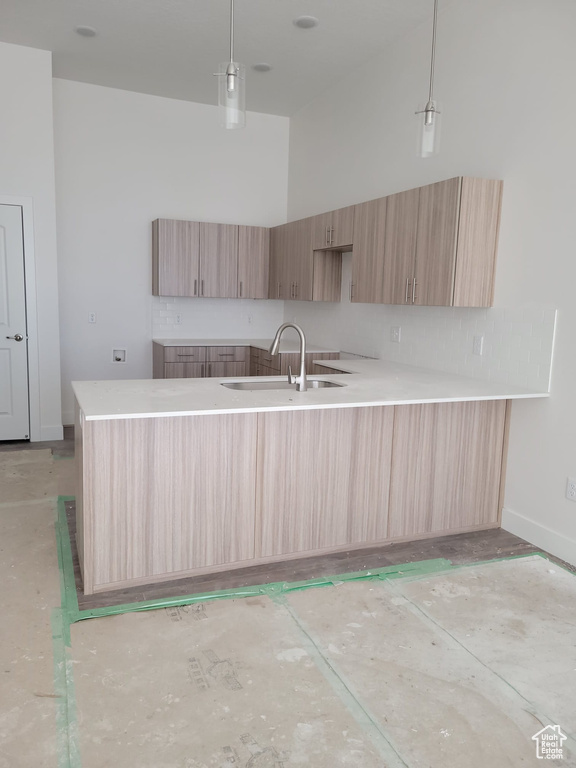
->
xmin=153 ymin=343 xmax=248 ymax=379
xmin=382 ymin=187 xmax=421 ymax=304
xmin=153 ymin=219 xmax=268 ymax=300
xmin=312 ymin=205 xmax=355 ymax=250
xmin=351 ymin=196 xmax=388 ymax=303
xmin=269 ymin=217 xmax=314 ymax=301
xmin=238 ymin=225 xmax=269 ymax=299
xmin=256 ymin=407 xmax=394 ymax=557
xmin=388 ymin=399 xmax=508 ymax=538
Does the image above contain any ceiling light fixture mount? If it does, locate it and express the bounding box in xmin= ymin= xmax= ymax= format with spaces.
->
xmin=214 ymin=0 xmax=246 ymax=129
xmin=74 ymin=25 xmax=97 ymax=38
xmin=415 ymin=0 xmax=441 ymax=158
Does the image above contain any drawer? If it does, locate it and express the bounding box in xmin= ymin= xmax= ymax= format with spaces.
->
xmin=207 ymin=361 xmax=247 ymax=377
xmin=206 ymin=346 xmax=248 ymax=362
xmin=164 ymin=346 xmax=206 ymax=363
xmin=255 ymin=348 xmax=280 ymax=371
xmin=164 ymin=362 xmax=205 ymax=378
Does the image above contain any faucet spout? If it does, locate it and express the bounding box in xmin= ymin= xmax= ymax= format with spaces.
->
xmin=269 ymin=323 xmax=308 ymax=391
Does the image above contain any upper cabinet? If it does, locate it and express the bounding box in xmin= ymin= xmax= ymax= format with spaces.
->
xmin=269 ymin=218 xmax=314 ymax=301
xmin=352 ymin=177 xmax=503 ymax=307
xmin=312 ymin=205 xmax=355 ymax=250
xmin=351 ymin=196 xmax=388 ymax=303
xmin=153 ymin=219 xmax=268 ymax=299
xmin=238 ymin=226 xmax=269 ymax=299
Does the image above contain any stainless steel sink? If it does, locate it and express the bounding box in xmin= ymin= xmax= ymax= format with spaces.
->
xmin=221 ymin=377 xmax=346 ymax=391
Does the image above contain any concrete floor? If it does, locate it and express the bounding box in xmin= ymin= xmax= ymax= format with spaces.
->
xmin=1 ymin=445 xmax=575 ymax=767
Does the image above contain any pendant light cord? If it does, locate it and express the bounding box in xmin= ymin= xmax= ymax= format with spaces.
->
xmin=229 ymin=0 xmax=235 ymax=64
xmin=428 ymin=0 xmax=438 ymax=101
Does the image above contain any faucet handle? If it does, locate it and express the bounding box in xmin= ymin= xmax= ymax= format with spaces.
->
xmin=287 ymin=365 xmax=296 ymax=384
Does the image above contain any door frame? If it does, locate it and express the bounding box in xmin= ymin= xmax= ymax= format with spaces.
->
xmin=0 ymin=195 xmax=41 ymax=442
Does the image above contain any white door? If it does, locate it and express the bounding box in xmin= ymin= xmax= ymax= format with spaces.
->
xmin=0 ymin=205 xmax=30 ymax=440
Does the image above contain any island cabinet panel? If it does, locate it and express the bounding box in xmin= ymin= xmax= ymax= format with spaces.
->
xmin=255 ymin=406 xmax=394 ymax=558
xmin=79 ymin=413 xmax=257 ymax=594
xmin=388 ymin=400 xmax=507 ymax=539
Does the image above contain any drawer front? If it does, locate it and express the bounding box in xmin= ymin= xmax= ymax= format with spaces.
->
xmin=164 ymin=362 xmax=205 ymax=378
xmin=164 ymin=346 xmax=206 ymax=363
xmin=206 ymin=346 xmax=248 ymax=362
xmin=255 ymin=348 xmax=280 ymax=371
xmin=206 ymin=361 xmax=247 ymax=377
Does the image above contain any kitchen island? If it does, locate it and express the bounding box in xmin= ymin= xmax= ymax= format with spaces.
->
xmin=73 ymin=359 xmax=548 ymax=595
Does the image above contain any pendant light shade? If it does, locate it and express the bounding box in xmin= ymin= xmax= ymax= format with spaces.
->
xmin=416 ymin=0 xmax=441 ymax=157
xmin=214 ymin=0 xmax=246 ymax=129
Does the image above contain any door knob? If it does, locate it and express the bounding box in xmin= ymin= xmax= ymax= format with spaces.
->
xmin=6 ymin=334 xmax=24 ymax=341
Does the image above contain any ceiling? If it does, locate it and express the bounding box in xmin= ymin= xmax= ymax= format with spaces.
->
xmin=0 ymin=0 xmax=433 ymax=116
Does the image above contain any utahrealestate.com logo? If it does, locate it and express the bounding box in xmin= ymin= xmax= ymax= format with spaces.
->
xmin=532 ymin=725 xmax=567 ymax=760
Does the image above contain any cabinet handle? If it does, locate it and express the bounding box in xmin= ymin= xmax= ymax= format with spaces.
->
xmin=194 ymin=278 xmax=198 ymax=296
xmin=405 ymin=278 xmax=410 ymax=304
xmin=201 ymin=279 xmax=204 ymax=296
xmin=293 ymin=282 xmax=298 ymax=299
xmin=208 ymin=363 xmax=212 ymax=376
xmin=412 ymin=278 xmax=417 ymax=304
xmin=239 ymin=281 xmax=243 ymax=297
xmin=329 ymin=226 xmax=334 ymax=245
xmin=350 ymin=281 xmax=355 ymax=301
xmin=218 ymin=353 xmax=234 ymax=357
xmin=277 ymin=282 xmax=281 ymax=298
xmin=325 ymin=225 xmax=330 ymax=246
xmin=201 ymin=363 xmax=205 ymax=377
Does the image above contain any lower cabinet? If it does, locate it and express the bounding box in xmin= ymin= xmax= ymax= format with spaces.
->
xmin=256 ymin=407 xmax=394 ymax=557
xmin=76 ymin=398 xmax=509 ymax=593
xmin=153 ymin=343 xmax=248 ymax=378
xmin=388 ymin=400 xmax=507 ymax=538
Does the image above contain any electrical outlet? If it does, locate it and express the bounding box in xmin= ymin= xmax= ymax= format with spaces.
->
xmin=473 ymin=335 xmax=484 ymax=355
xmin=566 ymin=477 xmax=576 ymax=502
xmin=88 ymin=312 xmax=97 ymax=324
xmin=391 ymin=326 xmax=401 ymax=343
xmin=175 ymin=314 xmax=182 ymax=325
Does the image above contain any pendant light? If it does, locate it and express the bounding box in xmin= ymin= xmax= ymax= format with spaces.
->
xmin=214 ymin=0 xmax=246 ymax=129
xmin=416 ymin=0 xmax=441 ymax=157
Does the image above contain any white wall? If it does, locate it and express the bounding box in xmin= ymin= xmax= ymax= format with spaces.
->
xmin=0 ymin=43 xmax=63 ymax=441
xmin=286 ymin=0 xmax=576 ymax=565
xmin=53 ymin=79 xmax=289 ymax=423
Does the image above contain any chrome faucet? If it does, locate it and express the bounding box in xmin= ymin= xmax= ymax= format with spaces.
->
xmin=269 ymin=322 xmax=308 ymax=392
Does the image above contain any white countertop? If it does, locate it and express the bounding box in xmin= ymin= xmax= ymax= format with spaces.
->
xmin=73 ymin=359 xmax=549 ymax=421
xmin=152 ymin=338 xmax=340 ymax=354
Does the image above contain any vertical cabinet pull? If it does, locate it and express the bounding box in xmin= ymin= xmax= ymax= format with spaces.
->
xmin=201 ymin=279 xmax=204 ymax=296
xmin=350 ymin=281 xmax=355 ymax=301
xmin=239 ymin=280 xmax=243 ymax=297
xmin=405 ymin=278 xmax=410 ymax=304
xmin=201 ymin=363 xmax=205 ymax=377
xmin=412 ymin=278 xmax=417 ymax=303
xmin=277 ymin=282 xmax=281 ymax=298
xmin=329 ymin=226 xmax=334 ymax=245
xmin=325 ymin=225 xmax=330 ymax=245
xmin=208 ymin=363 xmax=212 ymax=376
xmin=194 ymin=278 xmax=198 ymax=296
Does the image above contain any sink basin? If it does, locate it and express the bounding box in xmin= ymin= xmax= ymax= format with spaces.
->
xmin=221 ymin=377 xmax=347 ymax=391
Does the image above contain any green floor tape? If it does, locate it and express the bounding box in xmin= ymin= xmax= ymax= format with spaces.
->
xmin=52 ymin=494 xmax=562 ymax=768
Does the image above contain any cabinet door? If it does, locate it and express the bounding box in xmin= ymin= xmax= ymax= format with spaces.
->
xmin=207 ymin=361 xmax=247 ymax=377
xmin=163 ymin=346 xmax=206 ymax=363
xmin=331 ymin=205 xmax=355 ymax=248
xmin=286 ymin=217 xmax=314 ymax=301
xmin=164 ymin=362 xmax=205 ymax=378
xmin=388 ymin=400 xmax=507 ymax=539
xmin=152 ymin=219 xmax=200 ymax=297
xmin=312 ymin=212 xmax=334 ymax=250
xmin=382 ymin=188 xmax=420 ymax=304
xmin=205 ymin=346 xmax=247 ymax=362
xmin=414 ymin=178 xmax=461 ymax=306
xmin=238 ymin=226 xmax=269 ymax=299
xmin=199 ymin=223 xmax=238 ymax=298
xmin=351 ymin=197 xmax=387 ymax=303
xmin=256 ymin=407 xmax=393 ymax=557
xmin=268 ymin=223 xmax=290 ymax=299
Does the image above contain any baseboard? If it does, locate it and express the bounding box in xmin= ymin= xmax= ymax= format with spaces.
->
xmin=35 ymin=424 xmax=64 ymax=442
xmin=501 ymin=507 xmax=576 ymax=568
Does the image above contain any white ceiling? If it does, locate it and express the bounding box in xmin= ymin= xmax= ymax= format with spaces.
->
xmin=0 ymin=0 xmax=433 ymax=116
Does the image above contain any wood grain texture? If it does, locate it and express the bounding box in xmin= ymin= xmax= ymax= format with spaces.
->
xmin=351 ymin=197 xmax=387 ymax=303
xmin=163 ymin=346 xmax=206 ymax=363
xmin=80 ymin=413 xmax=257 ymax=593
xmin=414 ymin=178 xmax=461 ymax=306
xmin=74 ymin=405 xmax=87 ymax=587
xmin=312 ymin=211 xmax=334 ymax=249
xmin=388 ymin=400 xmax=507 ymax=539
xmin=164 ymin=362 xmax=205 ymax=378
xmin=256 ymin=407 xmax=393 ymax=557
xmin=312 ymin=250 xmax=342 ymax=302
xmin=288 ymin=217 xmax=314 ymax=301
xmin=152 ymin=342 xmax=165 ymax=379
xmin=199 ymin=222 xmax=238 ymax=298
xmin=383 ymin=187 xmax=420 ymax=304
xmin=205 ymin=346 xmax=247 ymax=362
xmin=312 ymin=205 xmax=355 ymax=249
xmin=268 ymin=223 xmax=289 ymax=299
xmin=207 ymin=361 xmax=247 ymax=377
xmin=453 ymin=178 xmax=503 ymax=307
xmin=238 ymin=226 xmax=269 ymax=299
xmin=152 ymin=219 xmax=200 ymax=297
